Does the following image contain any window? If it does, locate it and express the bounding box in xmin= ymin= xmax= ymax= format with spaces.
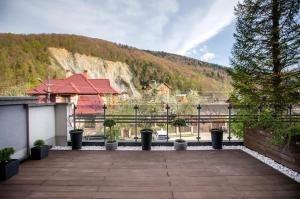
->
xmin=84 ymin=118 xmax=96 ymax=128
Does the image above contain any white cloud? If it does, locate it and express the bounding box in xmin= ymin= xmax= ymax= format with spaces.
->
xmin=0 ymin=0 xmax=238 ymax=57
xmin=187 ymin=45 xmax=216 ymax=62
xmin=171 ymin=0 xmax=239 ymax=55
xmin=201 ymin=52 xmax=215 ymax=62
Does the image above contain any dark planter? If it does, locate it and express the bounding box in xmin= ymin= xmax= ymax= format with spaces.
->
xmin=244 ymin=128 xmax=300 ymax=173
xmin=31 ymin=145 xmax=49 ymax=160
xmin=70 ymin=129 xmax=83 ymax=150
xmin=0 ymin=159 xmax=19 ymax=181
xmin=141 ymin=129 xmax=153 ymax=150
xmin=211 ymin=128 xmax=224 ymax=149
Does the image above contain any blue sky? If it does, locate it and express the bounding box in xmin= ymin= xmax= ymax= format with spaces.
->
xmin=0 ymin=0 xmax=239 ymax=66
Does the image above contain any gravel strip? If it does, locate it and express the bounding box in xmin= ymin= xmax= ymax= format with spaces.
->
xmin=51 ymin=145 xmax=300 ymax=183
xmin=240 ymin=146 xmax=300 ymax=183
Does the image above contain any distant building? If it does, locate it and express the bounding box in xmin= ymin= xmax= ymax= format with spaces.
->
xmin=143 ymin=80 xmax=171 ymax=102
xmin=175 ymin=94 xmax=188 ymax=103
xmin=156 ymin=82 xmax=171 ymax=99
xmin=27 ymin=70 xmax=119 ymax=115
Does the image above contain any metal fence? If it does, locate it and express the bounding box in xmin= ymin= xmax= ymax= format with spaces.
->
xmin=73 ymin=103 xmax=300 ymax=142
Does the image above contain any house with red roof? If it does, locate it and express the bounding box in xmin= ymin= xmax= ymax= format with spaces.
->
xmin=28 ymin=70 xmax=119 ymax=115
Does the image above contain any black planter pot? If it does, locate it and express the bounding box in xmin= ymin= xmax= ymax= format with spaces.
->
xmin=70 ymin=129 xmax=83 ymax=150
xmin=0 ymin=159 xmax=19 ymax=181
xmin=31 ymin=145 xmax=49 ymax=160
xmin=141 ymin=129 xmax=153 ymax=150
xmin=211 ymin=128 xmax=224 ymax=149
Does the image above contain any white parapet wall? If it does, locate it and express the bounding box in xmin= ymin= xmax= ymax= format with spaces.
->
xmin=0 ymin=97 xmax=37 ymax=160
xmin=0 ymin=97 xmax=72 ymax=160
xmin=28 ymin=104 xmax=56 ymax=148
xmin=55 ymin=103 xmax=73 ymax=146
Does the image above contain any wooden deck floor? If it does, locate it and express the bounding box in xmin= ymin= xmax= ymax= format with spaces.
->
xmin=0 ymin=150 xmax=299 ymax=199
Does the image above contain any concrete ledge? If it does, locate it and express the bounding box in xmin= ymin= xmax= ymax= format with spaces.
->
xmin=27 ymin=103 xmax=56 ymax=107
xmin=0 ymin=96 xmax=37 ymax=105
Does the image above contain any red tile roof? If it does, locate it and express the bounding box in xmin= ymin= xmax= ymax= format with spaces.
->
xmin=28 ymin=74 xmax=119 ymax=95
xmin=76 ymin=95 xmax=104 ymax=114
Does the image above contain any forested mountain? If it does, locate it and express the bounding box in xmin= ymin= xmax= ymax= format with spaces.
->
xmin=0 ymin=33 xmax=231 ymax=96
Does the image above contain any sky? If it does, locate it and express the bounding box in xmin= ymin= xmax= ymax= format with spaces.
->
xmin=0 ymin=0 xmax=239 ymax=66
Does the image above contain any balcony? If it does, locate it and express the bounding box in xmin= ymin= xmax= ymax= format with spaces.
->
xmin=0 ymin=97 xmax=299 ymax=198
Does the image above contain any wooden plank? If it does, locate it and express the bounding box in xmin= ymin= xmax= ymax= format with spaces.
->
xmin=0 ymin=150 xmax=299 ymax=199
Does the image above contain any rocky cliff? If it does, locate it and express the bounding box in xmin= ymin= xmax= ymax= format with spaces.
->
xmin=49 ymin=48 xmax=141 ymax=97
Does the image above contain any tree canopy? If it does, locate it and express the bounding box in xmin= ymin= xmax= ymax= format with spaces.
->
xmin=230 ymin=0 xmax=300 ymax=106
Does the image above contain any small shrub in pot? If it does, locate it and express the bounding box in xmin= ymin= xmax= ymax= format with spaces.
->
xmin=31 ymin=139 xmax=49 ymax=160
xmin=104 ymin=119 xmax=118 ymax=150
xmin=0 ymin=147 xmax=19 ymax=181
xmin=173 ymin=118 xmax=188 ymax=151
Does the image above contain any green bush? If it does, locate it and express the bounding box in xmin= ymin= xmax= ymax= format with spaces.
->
xmin=104 ymin=119 xmax=117 ymax=141
xmin=231 ymin=122 xmax=244 ymax=139
xmin=0 ymin=147 xmax=15 ymax=163
xmin=172 ymin=118 xmax=187 ymax=140
xmin=172 ymin=118 xmax=187 ymax=127
xmin=269 ymin=124 xmax=299 ymax=146
xmin=103 ymin=119 xmax=116 ymax=128
xmin=236 ymin=107 xmax=300 ymax=146
xmin=34 ymin=139 xmax=45 ymax=147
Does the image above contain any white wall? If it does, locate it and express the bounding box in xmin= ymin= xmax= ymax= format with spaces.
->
xmin=28 ymin=105 xmax=56 ymax=148
xmin=0 ymin=97 xmax=72 ymax=160
xmin=0 ymin=105 xmax=28 ymax=160
xmin=55 ymin=103 xmax=73 ymax=145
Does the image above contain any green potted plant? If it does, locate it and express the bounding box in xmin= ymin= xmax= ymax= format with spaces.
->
xmin=172 ymin=118 xmax=188 ymax=151
xmin=0 ymin=147 xmax=19 ymax=181
xmin=104 ymin=119 xmax=118 ymax=150
xmin=31 ymin=139 xmax=49 ymax=160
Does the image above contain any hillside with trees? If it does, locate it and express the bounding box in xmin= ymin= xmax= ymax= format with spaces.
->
xmin=0 ymin=33 xmax=232 ymax=95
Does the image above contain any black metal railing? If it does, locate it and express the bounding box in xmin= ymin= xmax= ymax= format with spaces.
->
xmin=73 ymin=103 xmax=300 ymax=142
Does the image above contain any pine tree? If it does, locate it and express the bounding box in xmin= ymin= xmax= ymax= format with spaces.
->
xmin=230 ymin=0 xmax=300 ymax=107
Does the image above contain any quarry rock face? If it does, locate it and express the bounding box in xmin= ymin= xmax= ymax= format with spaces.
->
xmin=48 ymin=47 xmax=141 ymax=98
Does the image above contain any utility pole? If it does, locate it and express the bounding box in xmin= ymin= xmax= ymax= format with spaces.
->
xmin=47 ymin=75 xmax=51 ymax=103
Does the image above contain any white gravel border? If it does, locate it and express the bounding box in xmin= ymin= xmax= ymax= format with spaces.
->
xmin=239 ymin=146 xmax=300 ymax=183
xmin=51 ymin=145 xmax=239 ymax=151
xmin=51 ymin=145 xmax=300 ymax=183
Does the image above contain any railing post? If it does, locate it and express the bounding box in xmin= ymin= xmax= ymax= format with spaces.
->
xmin=166 ymin=104 xmax=170 ymax=142
xmin=288 ymin=104 xmax=292 ymax=124
xmin=73 ymin=104 xmax=77 ymax=129
xmin=103 ymin=104 xmax=107 ymax=139
xmin=228 ymin=103 xmax=232 ymax=141
xmin=197 ymin=104 xmax=201 ymax=141
xmin=134 ymin=105 xmax=139 ymax=142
